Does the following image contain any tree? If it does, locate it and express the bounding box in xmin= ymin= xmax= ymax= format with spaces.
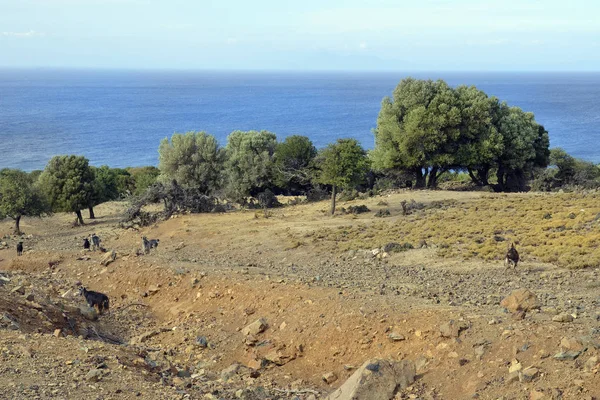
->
xmin=224 ymin=130 xmax=277 ymax=203
xmin=273 ymin=135 xmax=317 ymax=194
xmin=371 ymin=78 xmax=462 ymax=188
xmin=127 ymin=166 xmax=160 ymax=196
xmin=315 ymin=138 xmax=371 ymax=215
xmin=158 ymin=131 xmax=225 ymax=194
xmin=0 ymin=169 xmax=49 ymax=234
xmin=87 ymin=166 xmax=132 ymax=218
xmin=38 ymin=155 xmax=95 ymax=225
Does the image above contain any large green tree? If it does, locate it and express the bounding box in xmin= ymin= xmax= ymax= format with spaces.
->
xmin=38 ymin=155 xmax=95 ymax=225
xmin=127 ymin=166 xmax=160 ymax=196
xmin=87 ymin=166 xmax=133 ymax=218
xmin=0 ymin=169 xmax=50 ymax=234
xmin=158 ymin=131 xmax=225 ymax=194
xmin=315 ymin=138 xmax=371 ymax=215
xmin=371 ymin=78 xmax=462 ymax=188
xmin=224 ymin=130 xmax=277 ymax=203
xmin=273 ymin=135 xmax=317 ymax=194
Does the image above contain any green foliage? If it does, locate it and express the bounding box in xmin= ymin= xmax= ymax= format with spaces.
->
xmin=127 ymin=166 xmax=160 ymax=196
xmin=533 ymin=148 xmax=600 ymax=191
xmin=372 ymin=77 xmax=550 ymax=191
xmin=89 ymin=166 xmax=132 ymax=208
xmin=273 ymin=135 xmax=317 ymax=193
xmin=38 ymin=155 xmax=95 ymax=223
xmin=316 ymin=138 xmax=370 ymax=190
xmin=0 ymin=169 xmax=50 ymax=233
xmin=224 ymin=130 xmax=277 ymax=203
xmin=158 ymin=131 xmax=225 ymax=194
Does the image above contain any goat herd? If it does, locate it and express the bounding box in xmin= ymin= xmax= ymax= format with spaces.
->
xmin=14 ymin=233 xmax=160 ymax=318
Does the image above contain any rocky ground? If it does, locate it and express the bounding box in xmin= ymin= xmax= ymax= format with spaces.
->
xmin=0 ymin=190 xmax=599 ymax=399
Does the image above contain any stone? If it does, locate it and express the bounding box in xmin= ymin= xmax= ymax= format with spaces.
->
xmin=322 ymin=372 xmax=338 ymax=384
xmin=241 ymin=318 xmax=268 ymax=336
xmin=584 ymin=356 xmax=598 ymax=372
xmin=500 ymin=289 xmax=540 ymax=312
xmin=560 ymin=337 xmax=583 ymax=351
xmin=100 ymin=250 xmax=116 ymax=266
xmin=86 ymin=368 xmax=103 ymax=382
xmin=53 ymin=329 xmax=61 ymax=337
xmin=506 ymin=371 xmax=520 ymax=383
xmin=519 ymin=367 xmax=539 ymax=382
xmin=388 ymin=332 xmax=405 ymax=342
xmin=508 ymin=359 xmax=522 ymax=374
xmin=552 ymin=313 xmax=573 ymax=323
xmin=11 ymin=285 xmax=25 ymax=295
xmin=264 ymin=347 xmax=296 ymax=366
xmin=79 ymin=306 xmax=99 ymax=321
xmin=25 ymin=293 xmax=35 ymax=302
xmin=529 ymin=389 xmax=547 ymax=400
xmin=221 ymin=363 xmax=240 ymax=382
xmin=553 ymin=351 xmax=581 ymax=361
xmin=325 ymin=359 xmax=416 ymax=400
xmin=439 ymin=320 xmax=468 ymax=338
xmin=148 ymin=285 xmax=160 ymax=295
xmin=196 ymin=336 xmax=208 ymax=348
xmin=175 ymin=242 xmax=186 ymax=250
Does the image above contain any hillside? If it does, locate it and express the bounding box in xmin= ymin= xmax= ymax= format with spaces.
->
xmin=0 ymin=190 xmax=598 ymax=400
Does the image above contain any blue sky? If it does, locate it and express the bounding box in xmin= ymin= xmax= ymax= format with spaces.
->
xmin=0 ymin=0 xmax=598 ymax=70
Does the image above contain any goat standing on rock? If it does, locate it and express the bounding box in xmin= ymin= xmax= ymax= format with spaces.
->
xmin=78 ymin=286 xmax=110 ymax=314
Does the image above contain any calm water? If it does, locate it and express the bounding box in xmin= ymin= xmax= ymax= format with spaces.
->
xmin=1 ymin=69 xmax=599 ymax=171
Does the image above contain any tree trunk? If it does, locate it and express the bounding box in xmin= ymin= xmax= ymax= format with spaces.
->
xmin=88 ymin=206 xmax=95 ymax=219
xmin=495 ymin=165 xmax=506 ymax=192
xmin=330 ymin=185 xmax=337 ymax=215
xmin=75 ymin=210 xmax=85 ymax=225
xmin=467 ymin=168 xmax=483 ymax=186
xmin=414 ymin=168 xmax=426 ymax=189
xmin=477 ymin=167 xmax=490 ymax=186
xmin=427 ymin=166 xmax=440 ymax=189
xmin=14 ymin=215 xmax=21 ymax=235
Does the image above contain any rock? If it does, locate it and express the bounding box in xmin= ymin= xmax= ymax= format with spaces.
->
xmin=553 ymin=351 xmax=581 ymax=361
xmin=79 ymin=306 xmax=99 ymax=321
xmin=220 ymin=363 xmax=240 ymax=381
xmin=500 ymin=289 xmax=540 ymax=312
xmin=439 ymin=320 xmax=469 ymax=338
xmin=325 ymin=359 xmax=416 ymax=400
xmin=86 ymin=368 xmax=103 ymax=382
xmin=25 ymin=293 xmax=34 ymax=302
xmin=196 ymin=336 xmax=208 ymax=348
xmin=552 ymin=313 xmax=573 ymax=323
xmin=529 ymin=389 xmax=547 ymax=400
xmin=175 ymin=242 xmax=186 ymax=250
xmin=506 ymin=371 xmax=520 ymax=383
xmin=584 ymin=356 xmax=598 ymax=372
xmin=147 ymin=285 xmax=160 ymax=295
xmin=519 ymin=367 xmax=539 ymax=382
xmin=11 ymin=285 xmax=25 ymax=295
xmin=322 ymin=372 xmax=338 ymax=384
xmin=53 ymin=329 xmax=61 ymax=337
xmin=560 ymin=337 xmax=583 ymax=351
xmin=388 ymin=332 xmax=405 ymax=342
xmin=508 ymin=359 xmax=522 ymax=374
xmin=264 ymin=347 xmax=296 ymax=366
xmin=100 ymin=250 xmax=116 ymax=266
xmin=241 ymin=318 xmax=268 ymax=336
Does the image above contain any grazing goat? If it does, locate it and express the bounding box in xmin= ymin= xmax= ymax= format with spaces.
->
xmin=16 ymin=242 xmax=23 ymax=256
xmin=83 ymin=238 xmax=90 ymax=250
xmin=505 ymin=242 xmax=520 ymax=270
xmin=78 ymin=286 xmax=110 ymax=314
xmin=141 ymin=236 xmax=159 ymax=254
xmin=91 ymin=234 xmax=101 ymax=251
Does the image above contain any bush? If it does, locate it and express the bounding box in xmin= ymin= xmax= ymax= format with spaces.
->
xmin=375 ymin=209 xmax=391 ymax=218
xmin=346 ymin=205 xmax=370 ymax=214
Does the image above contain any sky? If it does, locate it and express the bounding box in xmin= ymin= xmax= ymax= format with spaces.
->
xmin=0 ymin=0 xmax=598 ymax=71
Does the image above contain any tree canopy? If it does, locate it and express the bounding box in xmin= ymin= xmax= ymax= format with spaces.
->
xmin=315 ymin=138 xmax=370 ymax=214
xmin=38 ymin=155 xmax=95 ymax=225
xmin=273 ymin=135 xmax=317 ymax=193
xmin=0 ymin=169 xmax=49 ymax=234
xmin=224 ymin=130 xmax=277 ymax=203
xmin=372 ymin=77 xmax=550 ymax=191
xmin=158 ymin=131 xmax=225 ymax=194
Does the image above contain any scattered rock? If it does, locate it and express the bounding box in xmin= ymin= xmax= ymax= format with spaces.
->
xmin=79 ymin=306 xmax=99 ymax=321
xmin=519 ymin=367 xmax=539 ymax=382
xmin=560 ymin=337 xmax=583 ymax=351
xmin=500 ymin=289 xmax=540 ymax=312
xmin=553 ymin=351 xmax=581 ymax=361
xmin=241 ymin=318 xmax=268 ymax=336
xmin=220 ymin=363 xmax=240 ymax=381
xmin=25 ymin=293 xmax=35 ymax=302
xmin=100 ymin=250 xmax=116 ymax=266
xmin=175 ymin=242 xmax=186 ymax=250
xmin=439 ymin=320 xmax=469 ymax=338
xmin=322 ymin=372 xmax=338 ymax=384
xmin=147 ymin=285 xmax=160 ymax=295
xmin=388 ymin=332 xmax=405 ymax=342
xmin=529 ymin=389 xmax=547 ymax=400
xmin=86 ymin=368 xmax=103 ymax=382
xmin=325 ymin=359 xmax=416 ymax=400
xmin=584 ymin=356 xmax=598 ymax=372
xmin=196 ymin=336 xmax=208 ymax=348
xmin=552 ymin=313 xmax=574 ymax=323
xmin=11 ymin=285 xmax=25 ymax=295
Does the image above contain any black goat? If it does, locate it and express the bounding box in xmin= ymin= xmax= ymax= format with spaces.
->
xmin=78 ymin=286 xmax=110 ymax=314
xmin=16 ymin=242 xmax=23 ymax=256
xmin=505 ymin=242 xmax=520 ymax=270
xmin=83 ymin=238 xmax=90 ymax=250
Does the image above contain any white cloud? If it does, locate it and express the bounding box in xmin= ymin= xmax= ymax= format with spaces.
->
xmin=1 ymin=30 xmax=45 ymax=38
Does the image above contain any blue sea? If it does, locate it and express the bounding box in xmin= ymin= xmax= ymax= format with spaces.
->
xmin=1 ymin=69 xmax=599 ymax=171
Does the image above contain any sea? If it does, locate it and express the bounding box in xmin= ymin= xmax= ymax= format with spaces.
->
xmin=1 ymin=69 xmax=599 ymax=171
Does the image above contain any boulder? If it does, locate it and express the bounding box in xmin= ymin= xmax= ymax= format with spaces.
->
xmin=326 ymin=359 xmax=416 ymax=400
xmin=552 ymin=313 xmax=573 ymax=323
xmin=500 ymin=289 xmax=540 ymax=312
xmin=100 ymin=250 xmax=116 ymax=266
xmin=79 ymin=306 xmax=99 ymax=321
xmin=439 ymin=320 xmax=469 ymax=338
xmin=242 ymin=318 xmax=268 ymax=336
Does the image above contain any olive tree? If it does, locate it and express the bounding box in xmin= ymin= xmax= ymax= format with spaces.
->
xmin=315 ymin=138 xmax=371 ymax=215
xmin=0 ymin=169 xmax=49 ymax=234
xmin=158 ymin=131 xmax=225 ymax=194
xmin=38 ymin=155 xmax=95 ymax=225
xmin=273 ymin=135 xmax=317 ymax=194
